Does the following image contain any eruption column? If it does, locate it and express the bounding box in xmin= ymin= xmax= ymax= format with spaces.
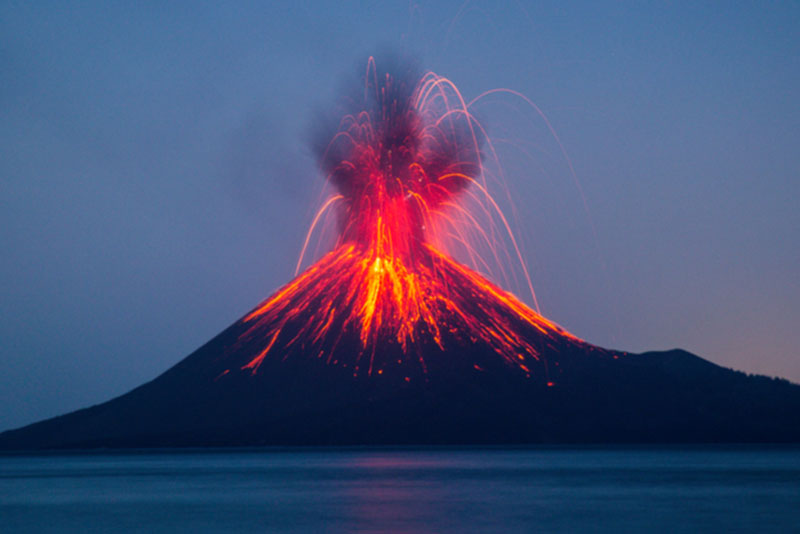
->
xmin=235 ymin=58 xmax=584 ymax=379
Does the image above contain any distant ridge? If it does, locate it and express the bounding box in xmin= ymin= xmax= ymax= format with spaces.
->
xmin=2 ymin=302 xmax=798 ymax=450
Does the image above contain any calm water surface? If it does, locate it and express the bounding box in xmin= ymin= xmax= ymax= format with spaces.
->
xmin=1 ymin=447 xmax=799 ymax=533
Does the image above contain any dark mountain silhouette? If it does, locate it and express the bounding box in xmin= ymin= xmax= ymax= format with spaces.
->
xmin=7 ymin=59 xmax=797 ymax=451
xmin=2 ymin=298 xmax=799 ymax=450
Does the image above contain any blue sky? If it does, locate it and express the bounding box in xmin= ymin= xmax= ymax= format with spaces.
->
xmin=1 ymin=1 xmax=798 ymax=430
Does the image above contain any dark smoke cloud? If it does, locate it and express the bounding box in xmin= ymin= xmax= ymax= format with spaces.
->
xmin=310 ymin=54 xmax=486 ymax=244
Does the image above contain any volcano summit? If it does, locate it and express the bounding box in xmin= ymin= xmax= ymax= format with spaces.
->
xmin=2 ymin=60 xmax=798 ymax=449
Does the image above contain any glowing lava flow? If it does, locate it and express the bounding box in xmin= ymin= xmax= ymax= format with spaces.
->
xmin=235 ymin=59 xmax=586 ymax=379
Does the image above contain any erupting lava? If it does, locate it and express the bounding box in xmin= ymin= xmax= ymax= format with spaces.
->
xmin=233 ymin=58 xmax=586 ymax=381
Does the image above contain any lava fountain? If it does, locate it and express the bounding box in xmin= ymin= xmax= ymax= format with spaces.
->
xmin=231 ymin=58 xmax=588 ymax=383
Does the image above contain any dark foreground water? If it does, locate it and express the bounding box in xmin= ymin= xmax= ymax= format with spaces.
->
xmin=1 ymin=447 xmax=799 ymax=533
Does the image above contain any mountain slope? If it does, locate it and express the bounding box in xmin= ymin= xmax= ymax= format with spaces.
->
xmin=1 ymin=309 xmax=798 ymax=449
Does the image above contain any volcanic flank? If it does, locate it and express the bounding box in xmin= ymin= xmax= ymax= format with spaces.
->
xmin=2 ymin=59 xmax=799 ymax=449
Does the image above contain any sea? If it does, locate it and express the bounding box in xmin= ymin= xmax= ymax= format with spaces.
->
xmin=1 ymin=446 xmax=799 ymax=533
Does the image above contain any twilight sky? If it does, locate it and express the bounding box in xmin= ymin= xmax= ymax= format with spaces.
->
xmin=1 ymin=1 xmax=798 ymax=431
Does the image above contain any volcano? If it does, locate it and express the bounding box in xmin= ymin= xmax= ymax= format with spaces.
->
xmin=2 ymin=60 xmax=799 ymax=449
xmin=1 ymin=294 xmax=799 ymax=449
